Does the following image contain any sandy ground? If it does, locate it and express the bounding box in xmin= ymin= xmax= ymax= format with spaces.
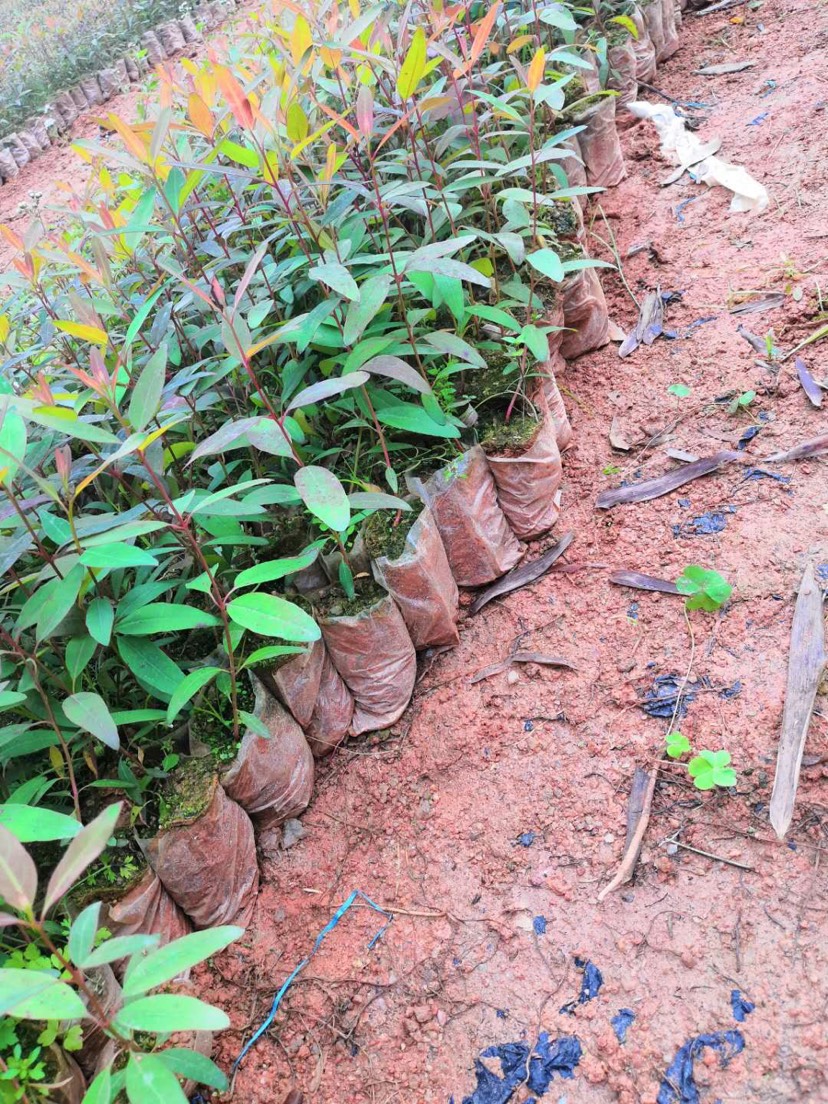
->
xmin=3 ymin=0 xmax=828 ymax=1101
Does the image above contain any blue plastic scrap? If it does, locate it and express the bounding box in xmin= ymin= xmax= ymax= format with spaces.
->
xmin=747 ymin=112 xmax=769 ymax=126
xmin=533 ymin=916 xmax=548 ymax=935
xmin=657 ymin=1031 xmax=745 ymax=1104
xmin=611 ymin=1008 xmax=636 ymax=1043
xmin=743 ymin=467 xmax=791 ymax=483
xmin=641 ymin=674 xmax=698 ymax=719
xmin=453 ymin=1033 xmax=582 ymax=1104
xmin=737 ymin=425 xmax=762 ymax=451
xmin=518 ymin=832 xmax=538 ymax=848
xmin=560 ymin=958 xmax=604 ymax=1014
xmin=231 ymin=890 xmax=392 ymax=1071
xmin=731 ymin=990 xmax=756 ymax=1022
xmin=673 ymin=508 xmax=735 ymax=538
xmin=720 ymin=680 xmax=742 ymax=700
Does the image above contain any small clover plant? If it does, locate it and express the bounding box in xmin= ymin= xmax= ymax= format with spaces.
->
xmin=675 ymin=566 xmax=733 ymax=612
xmin=688 ymin=749 xmax=737 ymax=790
xmin=665 ymin=731 xmax=691 ymax=759
xmin=668 ymin=382 xmax=692 ymax=399
xmin=727 ymin=390 xmax=756 ymax=416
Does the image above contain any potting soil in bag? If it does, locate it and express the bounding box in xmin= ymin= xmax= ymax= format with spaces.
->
xmin=97 ymin=67 xmax=120 ymax=101
xmin=575 ymin=98 xmax=626 ymax=188
xmin=0 ymin=148 xmax=19 ymax=181
xmin=535 ymin=359 xmax=574 ymax=452
xmin=408 ymin=447 xmax=524 ymax=587
xmin=221 ymin=678 xmax=315 ymax=828
xmin=147 ymin=769 xmax=258 ymax=928
xmin=3 ymin=135 xmax=29 ymax=168
xmin=483 ymin=413 xmax=563 ymax=540
xmin=179 ymin=14 xmax=201 ymax=41
xmin=560 ymin=267 xmax=610 ymax=359
xmin=141 ymin=30 xmax=167 ymax=64
xmin=79 ymin=75 xmax=103 ymax=107
xmin=124 ymin=54 xmax=140 ymax=81
xmin=69 ymin=85 xmax=90 ymax=112
xmin=561 ymin=134 xmax=588 ymax=208
xmin=16 ymin=130 xmax=41 ymax=159
xmin=51 ymin=92 xmax=78 ymax=129
xmin=643 ymin=0 xmax=667 ymax=62
xmin=305 ymin=652 xmax=354 ymax=757
xmin=608 ymin=42 xmax=639 ymax=124
xmin=270 ymin=637 xmax=326 ymax=728
xmin=319 ymin=589 xmax=417 ymax=735
xmin=158 ymin=20 xmax=186 ymax=54
xmin=106 ymin=866 xmax=191 ymax=945
xmin=631 ymin=6 xmax=658 ymax=81
xmin=660 ymin=0 xmax=680 ymax=59
xmin=367 ymin=504 xmax=460 ymax=648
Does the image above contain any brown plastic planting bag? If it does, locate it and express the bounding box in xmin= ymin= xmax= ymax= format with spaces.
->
xmin=305 ymin=652 xmax=354 ymax=756
xmin=0 ymin=148 xmax=18 ymax=181
xmin=79 ymin=75 xmax=103 ymax=107
xmin=561 ymin=134 xmax=588 ymax=208
xmin=106 ymin=866 xmax=191 ymax=946
xmin=47 ymin=1046 xmax=86 ymax=1104
xmin=51 ymin=93 xmax=77 ymax=129
xmin=77 ymin=965 xmax=121 ymax=1077
xmin=660 ymin=0 xmax=680 ymax=59
xmin=535 ymin=359 xmax=573 ymax=452
xmin=141 ymin=30 xmax=166 ymax=64
xmin=26 ymin=117 xmax=50 ymax=150
xmin=631 ymin=6 xmax=658 ymax=81
xmin=158 ymin=20 xmax=186 ymax=54
xmin=320 ymin=593 xmax=417 ymax=735
xmin=3 ymin=135 xmax=29 ymax=168
xmin=574 ymin=98 xmax=626 ymax=188
xmin=97 ymin=67 xmax=121 ymax=100
xmin=607 ymin=42 xmax=639 ymax=124
xmin=147 ymin=775 xmax=258 ymax=928
xmin=370 ymin=506 xmax=460 ymax=648
xmin=124 ymin=54 xmax=140 ymax=81
xmin=643 ymin=0 xmax=666 ymax=61
xmin=179 ymin=14 xmax=201 ymax=41
xmin=485 ymin=414 xmax=563 ymax=540
xmin=16 ymin=130 xmax=41 ymax=159
xmin=222 ymin=678 xmax=315 ymax=828
xmin=271 ymin=638 xmax=325 ymax=728
xmin=408 ymin=447 xmax=524 ymax=587
xmin=69 ymin=86 xmax=89 ymax=112
xmin=560 ymin=267 xmax=610 ymax=359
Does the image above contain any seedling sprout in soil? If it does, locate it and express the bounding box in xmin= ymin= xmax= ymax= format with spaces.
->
xmin=675 ymin=566 xmax=734 ymax=612
xmin=664 ymin=733 xmax=738 ymax=791
xmin=665 ymin=730 xmax=691 ymax=758
xmin=728 ymin=390 xmax=756 ymax=415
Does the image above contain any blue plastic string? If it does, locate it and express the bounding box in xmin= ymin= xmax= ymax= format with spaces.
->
xmin=232 ymin=889 xmax=393 ymax=1071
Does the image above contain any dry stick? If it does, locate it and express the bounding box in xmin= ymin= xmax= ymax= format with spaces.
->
xmin=769 ymin=563 xmax=827 ymax=839
xmin=598 ymin=610 xmax=697 ymax=901
xmin=667 ymin=837 xmax=754 ymax=872
xmin=692 ymin=0 xmax=749 ymax=14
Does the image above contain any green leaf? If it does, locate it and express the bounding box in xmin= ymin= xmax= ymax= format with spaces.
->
xmin=218 ymin=138 xmax=259 ymax=168
xmin=66 ymin=635 xmax=97 ymax=685
xmin=115 ymin=994 xmax=230 ymax=1033
xmin=0 ymin=822 xmax=37 ymax=912
xmin=609 ymin=13 xmax=638 ymax=38
xmin=62 ymin=692 xmax=120 ymax=750
xmin=84 ymin=933 xmax=160 ymax=968
xmin=68 ymin=902 xmax=102 ymax=967
xmin=154 ymin=1049 xmax=228 ymax=1091
xmin=128 ymin=343 xmax=167 ymax=432
xmin=165 ymin=667 xmax=222 ymax=724
xmin=667 ymin=382 xmax=691 ymax=399
xmin=377 ymin=403 xmax=461 ymax=438
xmin=86 ymin=598 xmax=114 ymax=646
xmin=359 ymin=355 xmax=431 ymax=395
xmin=0 ymin=804 xmax=81 ymax=842
xmin=0 ymin=690 xmax=26 ymax=711
xmin=526 ymin=248 xmax=565 ymax=283
xmin=234 ymin=545 xmax=321 ymax=589
xmin=116 ymin=639 xmax=184 ymax=699
xmin=125 ymin=1053 xmax=188 ymax=1104
xmin=308 ymin=262 xmax=360 ymax=301
xmin=117 ymin=603 xmax=221 ymax=637
xmin=80 ymin=544 xmax=159 ymax=569
xmin=81 ymin=1067 xmax=112 ymax=1104
xmin=239 ymin=645 xmax=304 ymax=668
xmin=33 ymin=564 xmax=85 ymax=641
xmin=286 ymin=372 xmax=368 ymax=411
xmin=123 ymin=926 xmax=243 ymax=996
xmin=665 ymin=731 xmax=691 ymax=759
xmin=0 ymin=970 xmax=87 ymax=1020
xmin=343 ymin=275 xmax=393 ymax=345
xmin=44 ymin=802 xmax=121 ymax=913
xmin=520 ymin=324 xmax=550 ymax=363
xmin=397 ymin=26 xmax=427 ymax=99
xmin=422 ymin=331 xmax=486 ymax=368
xmin=228 ymin=593 xmax=321 ymax=642
xmin=294 ymin=465 xmax=350 ymax=532
xmin=348 ymin=492 xmax=411 ymax=512
xmin=240 ymin=709 xmax=270 ymax=737
xmin=0 ymin=407 xmax=27 ymax=485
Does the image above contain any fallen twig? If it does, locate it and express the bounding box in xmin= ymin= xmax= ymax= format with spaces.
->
xmin=596 ymin=452 xmax=740 ymax=508
xmin=609 ymin=570 xmax=680 ymax=595
xmin=795 ymin=357 xmax=823 ymax=408
xmin=470 ymin=652 xmax=577 ymax=684
xmin=667 ymin=837 xmax=755 ymax=871
xmin=597 ymin=767 xmax=658 ymax=902
xmin=470 ymin=532 xmax=573 ymax=615
xmin=769 ymin=564 xmax=827 ymax=839
xmin=764 ymin=433 xmax=828 ymax=463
